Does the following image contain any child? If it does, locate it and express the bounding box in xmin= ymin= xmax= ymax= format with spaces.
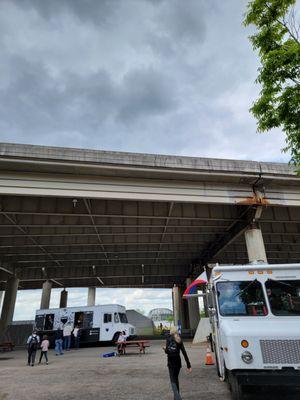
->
xmin=39 ymin=335 xmax=50 ymax=365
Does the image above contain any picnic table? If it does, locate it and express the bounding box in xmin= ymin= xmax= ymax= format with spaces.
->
xmin=116 ymin=340 xmax=150 ymax=355
xmin=0 ymin=342 xmax=14 ymax=352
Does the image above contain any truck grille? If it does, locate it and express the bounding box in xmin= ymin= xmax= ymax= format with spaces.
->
xmin=260 ymin=340 xmax=300 ymax=364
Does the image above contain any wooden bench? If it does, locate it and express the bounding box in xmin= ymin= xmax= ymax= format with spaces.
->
xmin=0 ymin=342 xmax=14 ymax=352
xmin=116 ymin=340 xmax=150 ymax=355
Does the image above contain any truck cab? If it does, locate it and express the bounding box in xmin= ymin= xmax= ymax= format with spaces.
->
xmin=208 ymin=263 xmax=300 ymax=399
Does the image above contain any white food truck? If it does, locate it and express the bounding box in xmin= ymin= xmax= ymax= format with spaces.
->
xmin=35 ymin=304 xmax=136 ymax=345
xmin=206 ymin=263 xmax=300 ymax=399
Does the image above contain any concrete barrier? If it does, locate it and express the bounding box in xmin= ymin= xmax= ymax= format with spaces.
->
xmin=192 ymin=318 xmax=211 ymax=344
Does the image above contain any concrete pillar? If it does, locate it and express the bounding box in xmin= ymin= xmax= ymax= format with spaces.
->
xmin=87 ymin=287 xmax=96 ymax=306
xmin=59 ymin=289 xmax=68 ymax=308
xmin=186 ymin=278 xmax=200 ymax=332
xmin=180 ymin=290 xmax=189 ymax=330
xmin=172 ymin=286 xmax=185 ymax=328
xmin=0 ymin=277 xmax=19 ymax=339
xmin=40 ymin=280 xmax=52 ymax=310
xmin=245 ymin=227 xmax=267 ymax=263
xmin=0 ymin=291 xmax=3 ymax=313
xmin=172 ymin=286 xmax=180 ymax=326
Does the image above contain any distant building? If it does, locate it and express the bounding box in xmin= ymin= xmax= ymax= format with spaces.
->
xmin=126 ymin=310 xmax=154 ymax=336
xmin=148 ymin=308 xmax=173 ymax=328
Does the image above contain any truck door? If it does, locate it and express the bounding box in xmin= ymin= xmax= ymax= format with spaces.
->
xmin=102 ymin=313 xmax=113 ymax=340
xmin=209 ymin=287 xmax=226 ymax=380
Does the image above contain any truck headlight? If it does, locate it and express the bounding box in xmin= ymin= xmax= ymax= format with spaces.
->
xmin=241 ymin=351 xmax=253 ymax=364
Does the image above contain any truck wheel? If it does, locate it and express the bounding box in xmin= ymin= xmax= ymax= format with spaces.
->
xmin=228 ymin=372 xmax=244 ymax=400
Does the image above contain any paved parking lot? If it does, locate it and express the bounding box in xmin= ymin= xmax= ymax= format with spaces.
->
xmin=0 ymin=341 xmax=299 ymax=400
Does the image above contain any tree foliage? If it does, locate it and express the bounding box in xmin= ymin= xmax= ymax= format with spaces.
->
xmin=244 ymin=0 xmax=300 ymax=165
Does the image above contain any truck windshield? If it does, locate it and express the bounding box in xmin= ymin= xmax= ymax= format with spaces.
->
xmin=265 ymin=279 xmax=300 ymax=316
xmin=119 ymin=313 xmax=128 ymax=323
xmin=217 ymin=280 xmax=267 ymax=316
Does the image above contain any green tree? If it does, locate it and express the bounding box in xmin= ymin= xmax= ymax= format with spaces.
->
xmin=244 ymin=0 xmax=300 ymax=165
xmin=166 ymin=315 xmax=174 ymax=327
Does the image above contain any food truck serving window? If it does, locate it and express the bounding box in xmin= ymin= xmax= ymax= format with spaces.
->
xmin=217 ymin=280 xmax=268 ymax=316
xmin=265 ymin=279 xmax=300 ymax=316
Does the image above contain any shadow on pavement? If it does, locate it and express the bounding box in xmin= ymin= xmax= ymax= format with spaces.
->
xmin=243 ymin=386 xmax=300 ymax=400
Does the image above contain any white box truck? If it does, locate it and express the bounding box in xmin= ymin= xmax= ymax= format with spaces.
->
xmin=207 ymin=263 xmax=300 ymax=399
xmin=35 ymin=304 xmax=136 ymax=344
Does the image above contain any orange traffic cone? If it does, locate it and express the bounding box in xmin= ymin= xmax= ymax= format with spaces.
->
xmin=205 ymin=347 xmax=214 ymax=365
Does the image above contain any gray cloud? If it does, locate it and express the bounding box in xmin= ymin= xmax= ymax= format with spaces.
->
xmin=117 ymin=68 xmax=178 ymax=124
xmin=0 ymin=0 xmax=289 ymax=161
xmin=14 ymin=0 xmax=118 ymax=26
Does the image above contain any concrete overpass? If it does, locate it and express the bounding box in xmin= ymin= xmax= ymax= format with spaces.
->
xmin=0 ymin=143 xmax=300 ymax=336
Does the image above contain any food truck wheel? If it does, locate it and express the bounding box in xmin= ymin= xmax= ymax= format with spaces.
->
xmin=228 ymin=372 xmax=244 ymax=400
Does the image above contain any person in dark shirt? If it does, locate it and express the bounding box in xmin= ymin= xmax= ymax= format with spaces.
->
xmin=54 ymin=329 xmax=64 ymax=356
xmin=164 ymin=326 xmax=192 ymax=400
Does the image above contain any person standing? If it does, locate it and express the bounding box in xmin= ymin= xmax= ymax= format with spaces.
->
xmin=63 ymin=322 xmax=72 ymax=351
xmin=26 ymin=330 xmax=40 ymax=367
xmin=164 ymin=326 xmax=192 ymax=400
xmin=73 ymin=325 xmax=81 ymax=349
xmin=55 ymin=329 xmax=64 ymax=355
xmin=38 ymin=335 xmax=50 ymax=365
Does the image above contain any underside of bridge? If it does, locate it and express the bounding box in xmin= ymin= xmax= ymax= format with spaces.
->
xmin=0 ymin=143 xmax=300 ymax=291
xmin=0 ymin=143 xmax=299 ymax=337
xmin=0 ymin=196 xmax=300 ymax=290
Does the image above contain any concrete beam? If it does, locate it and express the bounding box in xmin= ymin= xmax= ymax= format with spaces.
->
xmin=0 ymin=143 xmax=299 ymax=207
xmin=9 ymin=264 xmax=187 ymax=282
xmin=87 ymin=287 xmax=96 ymax=306
xmin=40 ymin=280 xmax=52 ymax=309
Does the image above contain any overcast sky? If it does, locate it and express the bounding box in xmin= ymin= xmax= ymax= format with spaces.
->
xmin=0 ymin=0 xmax=291 ymax=320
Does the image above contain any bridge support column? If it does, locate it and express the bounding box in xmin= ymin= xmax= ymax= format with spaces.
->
xmin=59 ymin=289 xmax=68 ymax=308
xmin=245 ymin=226 xmax=267 ymax=263
xmin=40 ymin=280 xmax=52 ymax=310
xmin=172 ymin=285 xmax=185 ymax=328
xmin=0 ymin=276 xmax=19 ymax=340
xmin=0 ymin=291 xmax=3 ymax=313
xmin=186 ymin=278 xmax=200 ymax=332
xmin=87 ymin=287 xmax=96 ymax=306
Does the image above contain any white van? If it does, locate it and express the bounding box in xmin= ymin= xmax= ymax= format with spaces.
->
xmin=207 ymin=263 xmax=300 ymax=399
xmin=35 ymin=304 xmax=136 ymax=344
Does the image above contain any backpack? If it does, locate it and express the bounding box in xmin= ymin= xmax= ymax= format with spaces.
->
xmin=29 ymin=335 xmax=39 ymax=351
xmin=166 ymin=337 xmax=179 ymax=355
